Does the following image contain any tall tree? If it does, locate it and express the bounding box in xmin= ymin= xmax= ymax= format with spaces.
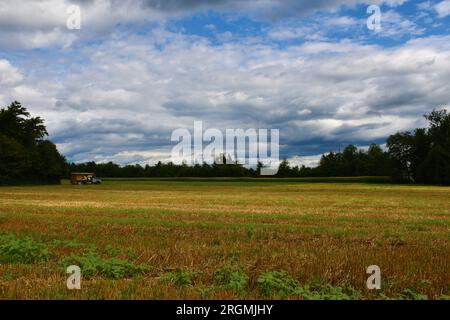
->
xmin=0 ymin=101 xmax=47 ymax=146
xmin=387 ymin=108 xmax=450 ymax=185
xmin=0 ymin=101 xmax=65 ymax=184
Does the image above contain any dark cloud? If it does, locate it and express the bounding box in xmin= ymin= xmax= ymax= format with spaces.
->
xmin=140 ymin=0 xmax=231 ymax=12
xmin=139 ymin=0 xmax=376 ymax=18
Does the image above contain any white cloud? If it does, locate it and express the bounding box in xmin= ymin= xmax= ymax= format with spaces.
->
xmin=434 ymin=0 xmax=450 ymax=17
xmin=417 ymin=1 xmax=433 ymax=11
xmin=375 ymin=9 xmax=425 ymax=37
xmin=287 ymin=155 xmax=322 ymax=168
xmin=268 ymin=26 xmax=327 ymax=41
xmin=0 ymin=0 xmax=163 ymax=49
xmin=0 ymin=60 xmax=24 ymax=86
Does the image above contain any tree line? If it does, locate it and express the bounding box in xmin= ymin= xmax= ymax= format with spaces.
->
xmin=1 ymin=101 xmax=449 ymax=185
xmin=68 ymin=144 xmax=390 ymax=179
xmin=70 ymin=108 xmax=450 ymax=185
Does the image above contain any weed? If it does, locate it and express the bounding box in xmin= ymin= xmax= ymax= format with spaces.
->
xmin=398 ymin=288 xmax=428 ymax=300
xmin=161 ymin=268 xmax=196 ymax=286
xmin=295 ymin=284 xmax=362 ymax=300
xmin=214 ymin=261 xmax=249 ymax=295
xmin=63 ymin=249 xmax=147 ymax=279
xmin=256 ymin=271 xmax=363 ymax=300
xmin=196 ymin=285 xmax=215 ymax=299
xmin=52 ymin=239 xmax=82 ymax=248
xmin=256 ymin=271 xmax=298 ymax=298
xmin=0 ymin=234 xmax=49 ymax=264
xmin=105 ymin=244 xmax=121 ymax=256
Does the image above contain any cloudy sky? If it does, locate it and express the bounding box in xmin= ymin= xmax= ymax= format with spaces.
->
xmin=1 ymin=0 xmax=450 ymax=166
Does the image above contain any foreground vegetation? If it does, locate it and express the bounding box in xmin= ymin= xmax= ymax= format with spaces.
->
xmin=0 ymin=178 xmax=448 ymax=299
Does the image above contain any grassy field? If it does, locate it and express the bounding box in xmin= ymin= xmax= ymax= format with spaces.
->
xmin=0 ymin=178 xmax=449 ymax=300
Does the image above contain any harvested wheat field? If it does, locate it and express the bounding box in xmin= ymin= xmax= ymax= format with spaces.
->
xmin=0 ymin=178 xmax=449 ymax=300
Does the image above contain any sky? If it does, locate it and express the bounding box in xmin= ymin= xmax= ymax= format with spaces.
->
xmin=0 ymin=0 xmax=450 ymax=167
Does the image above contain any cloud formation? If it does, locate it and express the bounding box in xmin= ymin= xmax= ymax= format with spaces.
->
xmin=2 ymin=29 xmax=450 ymax=164
xmin=1 ymin=0 xmax=449 ymax=165
xmin=0 ymin=0 xmax=412 ymax=49
xmin=435 ymin=0 xmax=450 ymax=17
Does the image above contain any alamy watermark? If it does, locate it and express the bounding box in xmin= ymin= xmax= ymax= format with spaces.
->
xmin=366 ymin=265 xmax=381 ymax=290
xmin=66 ymin=265 xmax=81 ymax=290
xmin=367 ymin=5 xmax=382 ymax=31
xmin=67 ymin=5 xmax=81 ymax=30
xmin=171 ymin=121 xmax=280 ymax=176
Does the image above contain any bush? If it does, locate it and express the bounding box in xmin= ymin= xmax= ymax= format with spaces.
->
xmin=256 ymin=271 xmax=298 ymax=298
xmin=0 ymin=234 xmax=49 ymax=264
xmin=214 ymin=261 xmax=249 ymax=295
xmin=64 ymin=250 xmax=147 ymax=279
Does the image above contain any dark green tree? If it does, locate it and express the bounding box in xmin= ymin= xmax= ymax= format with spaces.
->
xmin=387 ymin=108 xmax=450 ymax=185
xmin=0 ymin=101 xmax=65 ymax=184
xmin=0 ymin=134 xmax=32 ymax=182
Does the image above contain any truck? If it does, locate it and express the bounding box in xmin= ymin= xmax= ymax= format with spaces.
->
xmin=70 ymin=173 xmax=102 ymax=185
